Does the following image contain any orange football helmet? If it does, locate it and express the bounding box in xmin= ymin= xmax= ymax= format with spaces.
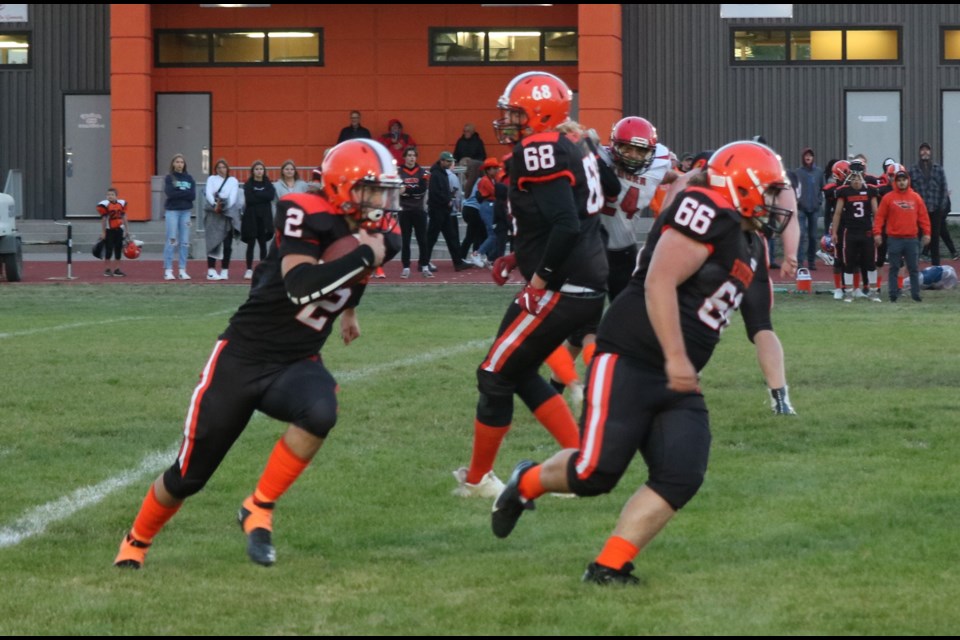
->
xmin=707 ymin=141 xmax=792 ymax=233
xmin=493 ymin=71 xmax=571 ymax=144
xmin=122 ymin=238 xmax=142 ymax=260
xmin=321 ymin=139 xmax=402 ymax=230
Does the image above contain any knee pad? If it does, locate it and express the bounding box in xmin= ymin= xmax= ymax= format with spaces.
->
xmin=646 ymin=468 xmax=706 ymax=510
xmin=162 ymin=463 xmax=207 ymax=501
xmin=476 ymin=368 xmax=515 ymax=426
xmin=294 ymin=396 xmax=338 ymax=438
xmin=565 ymin=452 xmax=626 ymax=497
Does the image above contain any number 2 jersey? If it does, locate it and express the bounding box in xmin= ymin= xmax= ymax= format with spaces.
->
xmin=508 ymin=131 xmax=608 ymax=291
xmin=596 ymin=187 xmax=765 ymax=372
xmin=221 ymin=192 xmax=366 ymax=363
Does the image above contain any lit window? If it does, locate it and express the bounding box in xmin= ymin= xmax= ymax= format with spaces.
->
xmin=430 ymin=28 xmax=576 ymax=65
xmin=156 ymin=29 xmax=323 ymax=66
xmin=846 ymin=30 xmax=898 ymax=61
xmin=0 ymin=33 xmax=30 ymax=66
xmin=733 ymin=27 xmax=899 ymax=64
xmin=945 ymin=30 xmax=960 ymax=60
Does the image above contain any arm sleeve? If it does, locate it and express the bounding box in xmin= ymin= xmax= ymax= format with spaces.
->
xmin=873 ymin=197 xmax=887 ymax=236
xmin=283 ymin=245 xmax=376 ymax=305
xmin=530 ymin=178 xmax=580 ymax=282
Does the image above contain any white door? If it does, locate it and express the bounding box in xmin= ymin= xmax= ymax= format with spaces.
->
xmin=845 ymin=91 xmax=900 ymax=175
xmin=942 ymin=92 xmax=960 ymax=213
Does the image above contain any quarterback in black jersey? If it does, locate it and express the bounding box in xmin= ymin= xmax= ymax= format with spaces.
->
xmin=453 ymin=71 xmax=610 ymax=499
xmin=491 ymin=141 xmax=793 ymax=585
xmin=114 ymin=139 xmax=401 ymax=570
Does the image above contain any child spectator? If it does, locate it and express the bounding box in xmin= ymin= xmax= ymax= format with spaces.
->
xmin=97 ymin=187 xmax=129 ymax=277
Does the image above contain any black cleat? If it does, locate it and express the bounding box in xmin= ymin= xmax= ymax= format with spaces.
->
xmin=491 ymin=459 xmax=537 ymax=539
xmin=238 ymin=501 xmax=276 ymax=567
xmin=582 ymin=561 xmax=641 ymax=586
xmin=769 ymin=386 xmax=797 ymax=416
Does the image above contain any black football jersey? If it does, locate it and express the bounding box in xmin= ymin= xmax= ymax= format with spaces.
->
xmin=222 ymin=192 xmax=364 ymax=362
xmin=835 ymin=184 xmax=877 ymax=231
xmin=508 ymin=131 xmax=608 ymax=290
xmin=596 ymin=187 xmax=764 ymax=372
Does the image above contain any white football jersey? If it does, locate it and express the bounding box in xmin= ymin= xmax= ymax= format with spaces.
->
xmin=600 ymin=142 xmax=671 ymax=250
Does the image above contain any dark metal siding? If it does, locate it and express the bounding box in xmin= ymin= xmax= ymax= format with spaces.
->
xmin=623 ymin=4 xmax=960 ymax=167
xmin=0 ymin=4 xmax=109 ymax=220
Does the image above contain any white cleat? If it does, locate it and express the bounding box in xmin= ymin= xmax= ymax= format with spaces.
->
xmin=833 ymin=288 xmax=844 ymax=300
xmin=452 ymin=467 xmax=505 ymax=498
xmin=244 ymin=269 xmax=254 ymax=280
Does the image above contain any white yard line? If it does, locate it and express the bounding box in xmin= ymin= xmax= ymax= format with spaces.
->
xmin=0 ymin=338 xmax=490 ymax=548
xmin=0 ymin=316 xmax=150 ymax=340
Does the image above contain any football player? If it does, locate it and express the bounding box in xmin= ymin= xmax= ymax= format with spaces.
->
xmin=453 ymin=71 xmax=609 ymax=498
xmin=491 ymin=141 xmax=794 ymax=584
xmin=114 ymin=139 xmax=401 ymax=569
xmin=831 ymin=161 xmax=881 ymax=302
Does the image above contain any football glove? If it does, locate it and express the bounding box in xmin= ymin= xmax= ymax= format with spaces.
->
xmin=516 ymin=284 xmax=548 ymax=315
xmin=492 ymin=253 xmax=518 ymax=286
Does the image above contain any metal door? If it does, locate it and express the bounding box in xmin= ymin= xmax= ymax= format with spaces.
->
xmin=942 ymin=92 xmax=960 ymax=212
xmin=64 ymin=94 xmax=111 ymax=217
xmin=156 ymin=93 xmax=211 ymax=179
xmin=845 ymin=91 xmax=900 ymax=173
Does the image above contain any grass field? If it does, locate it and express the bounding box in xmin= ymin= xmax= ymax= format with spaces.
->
xmin=1 ymin=282 xmax=958 ymax=635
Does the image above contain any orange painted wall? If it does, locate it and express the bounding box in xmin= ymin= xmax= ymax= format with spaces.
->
xmin=577 ymin=4 xmax=622 ymax=137
xmin=149 ymin=4 xmax=580 ymax=172
xmin=111 ymin=4 xmax=153 ymax=221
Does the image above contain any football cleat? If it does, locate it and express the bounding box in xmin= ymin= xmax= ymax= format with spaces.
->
xmin=582 ymin=561 xmax=641 ymax=586
xmin=491 ymin=459 xmax=537 ymax=539
xmin=238 ymin=496 xmax=276 ymax=567
xmin=833 ymin=288 xmax=844 ymax=301
xmin=452 ymin=467 xmax=505 ymax=498
xmin=114 ymin=532 xmax=151 ymax=569
xmin=769 ymin=386 xmax=797 ymax=416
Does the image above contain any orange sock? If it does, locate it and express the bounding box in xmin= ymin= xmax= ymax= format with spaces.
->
xmin=545 ymin=346 xmax=578 ymax=386
xmin=581 ymin=342 xmax=596 ymax=368
xmin=533 ymin=394 xmax=579 ymax=448
xmin=854 ymin=273 xmax=861 ymax=289
xmin=518 ymin=464 xmax=546 ymax=501
xmin=876 ymin=274 xmax=882 ymax=290
xmin=130 ymin=485 xmax=181 ymax=544
xmin=253 ymin=437 xmax=310 ymax=504
xmin=595 ymin=535 xmax=640 ymax=571
xmin=834 ymin=273 xmax=842 ymax=288
xmin=467 ymin=420 xmax=510 ymax=484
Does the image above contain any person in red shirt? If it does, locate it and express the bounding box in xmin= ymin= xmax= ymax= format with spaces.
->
xmin=97 ymin=187 xmax=130 ymax=277
xmin=378 ymin=119 xmax=417 ymax=165
xmin=874 ymin=166 xmax=932 ymax=302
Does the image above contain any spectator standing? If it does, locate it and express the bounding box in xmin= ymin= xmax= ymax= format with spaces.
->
xmin=336 ymin=110 xmax=372 ymax=143
xmin=241 ymin=160 xmax=277 ymax=280
xmin=378 ymin=119 xmax=417 ymax=165
xmin=273 ymin=160 xmax=309 ymax=200
xmin=453 ymin=123 xmax=487 ymax=162
xmin=795 ymin=147 xmax=824 ymax=270
xmin=162 ymin=153 xmax=196 ymax=281
xmin=397 ymin=147 xmax=430 ymax=278
xmin=204 ymin=159 xmax=241 ymax=280
xmin=875 ymin=166 xmax=931 ymax=302
xmin=426 ymin=150 xmax=470 ymax=272
xmin=97 ymin=187 xmax=129 ymax=277
xmin=910 ymin=142 xmax=951 ymax=265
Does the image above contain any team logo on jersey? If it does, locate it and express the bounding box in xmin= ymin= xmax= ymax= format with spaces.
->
xmin=730 ymin=258 xmax=755 ymax=288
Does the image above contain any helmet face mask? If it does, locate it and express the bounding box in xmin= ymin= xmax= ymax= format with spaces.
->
xmin=349 ymin=180 xmax=401 ymax=230
xmin=492 ymin=71 xmax=570 ymax=144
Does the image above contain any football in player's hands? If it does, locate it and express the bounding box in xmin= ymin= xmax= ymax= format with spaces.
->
xmin=322 ymin=234 xmax=373 ymax=284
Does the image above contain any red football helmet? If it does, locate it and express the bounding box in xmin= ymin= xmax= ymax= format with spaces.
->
xmin=707 ymin=141 xmax=792 ymax=233
xmin=832 ymin=160 xmax=851 ymax=183
xmin=123 ymin=238 xmax=142 ymax=260
xmin=610 ymin=117 xmax=658 ymax=173
xmin=321 ymin=139 xmax=402 ymax=230
xmin=493 ymin=71 xmax=571 ymax=144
